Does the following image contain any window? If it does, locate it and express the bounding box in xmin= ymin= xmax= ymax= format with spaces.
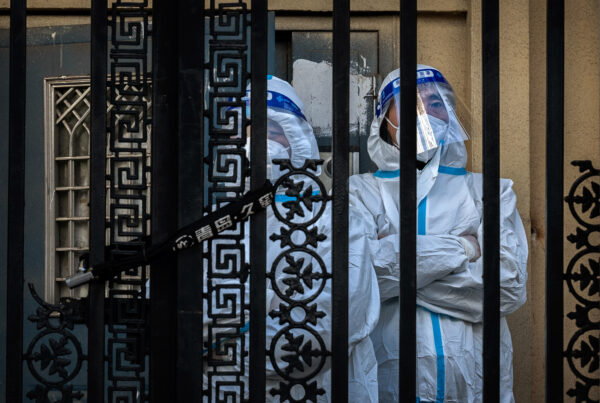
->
xmin=44 ymin=76 xmax=152 ymax=302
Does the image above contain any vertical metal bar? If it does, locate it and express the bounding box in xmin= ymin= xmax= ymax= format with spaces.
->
xmin=398 ymin=0 xmax=417 ymax=400
xmin=482 ymin=0 xmax=501 ymax=402
xmin=546 ymin=0 xmax=564 ymax=401
xmin=5 ymin=0 xmax=26 ymax=401
xmin=176 ymin=0 xmax=204 ymax=400
xmin=332 ymin=0 xmax=350 ymax=399
xmin=88 ymin=0 xmax=107 ymax=401
xmin=250 ymin=0 xmax=268 ymax=400
xmin=150 ymin=0 xmax=179 ymax=398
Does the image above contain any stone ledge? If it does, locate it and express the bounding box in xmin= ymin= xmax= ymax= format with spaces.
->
xmin=0 ymin=0 xmax=467 ymax=13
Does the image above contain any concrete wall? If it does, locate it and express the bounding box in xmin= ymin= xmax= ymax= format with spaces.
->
xmin=0 ymin=1 xmax=598 ymax=401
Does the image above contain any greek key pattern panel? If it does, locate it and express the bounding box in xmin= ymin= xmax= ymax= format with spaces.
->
xmin=204 ymin=1 xmax=251 ymax=401
xmin=267 ymin=160 xmax=331 ymax=402
xmin=107 ymin=1 xmax=152 ymax=401
xmin=564 ymin=161 xmax=600 ymax=402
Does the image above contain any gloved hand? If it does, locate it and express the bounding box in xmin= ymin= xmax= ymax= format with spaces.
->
xmin=458 ymin=234 xmax=481 ymax=262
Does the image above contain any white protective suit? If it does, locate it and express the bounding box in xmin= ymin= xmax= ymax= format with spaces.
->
xmin=204 ymin=76 xmax=380 ymax=402
xmin=349 ymin=66 xmax=528 ymax=402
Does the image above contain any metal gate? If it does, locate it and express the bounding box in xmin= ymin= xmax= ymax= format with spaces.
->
xmin=3 ymin=0 xmax=598 ymax=402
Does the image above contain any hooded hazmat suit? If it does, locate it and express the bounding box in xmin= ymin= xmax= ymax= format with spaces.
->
xmin=348 ymin=66 xmax=528 ymax=402
xmin=203 ymin=75 xmax=380 ymax=402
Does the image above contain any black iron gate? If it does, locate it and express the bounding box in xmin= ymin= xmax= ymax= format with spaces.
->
xmin=3 ymin=0 xmax=597 ymax=402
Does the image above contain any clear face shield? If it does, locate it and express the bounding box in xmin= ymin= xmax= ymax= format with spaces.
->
xmin=377 ymin=69 xmax=469 ymax=162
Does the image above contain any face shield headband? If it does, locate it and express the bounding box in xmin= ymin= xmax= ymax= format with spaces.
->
xmin=240 ymin=83 xmax=317 ymax=181
xmin=376 ymin=69 xmax=469 ymax=158
xmin=242 ymin=90 xmax=307 ymax=121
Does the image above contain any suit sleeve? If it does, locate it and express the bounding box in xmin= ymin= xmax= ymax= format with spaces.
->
xmin=349 ymin=176 xmax=469 ymax=301
xmin=417 ymin=179 xmax=528 ymax=322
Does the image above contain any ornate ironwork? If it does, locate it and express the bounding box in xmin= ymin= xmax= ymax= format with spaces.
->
xmin=106 ymin=0 xmax=152 ymax=400
xmin=204 ymin=1 xmax=251 ymax=401
xmin=564 ymin=160 xmax=600 ymax=402
xmin=24 ymin=284 xmax=86 ymax=402
xmin=268 ymin=160 xmax=331 ymax=401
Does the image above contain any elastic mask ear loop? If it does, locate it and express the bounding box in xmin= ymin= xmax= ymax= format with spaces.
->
xmin=384 ymin=116 xmax=400 ymax=150
xmin=384 ymin=116 xmax=398 ymax=131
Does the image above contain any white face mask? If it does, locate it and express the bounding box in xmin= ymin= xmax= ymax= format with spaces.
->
xmin=267 ymin=139 xmax=291 ymax=180
xmin=384 ymin=114 xmax=448 ymax=163
xmin=416 ymin=115 xmax=449 ymax=163
xmin=426 ymin=114 xmax=449 ymax=144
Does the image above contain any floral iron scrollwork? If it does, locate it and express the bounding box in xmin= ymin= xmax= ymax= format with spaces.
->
xmin=268 ymin=159 xmax=331 ymax=402
xmin=24 ymin=284 xmax=86 ymax=402
xmin=564 ymin=160 xmax=600 ymax=402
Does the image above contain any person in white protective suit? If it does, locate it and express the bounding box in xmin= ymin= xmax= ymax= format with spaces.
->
xmin=203 ymin=75 xmax=380 ymax=402
xmin=348 ymin=65 xmax=528 ymax=402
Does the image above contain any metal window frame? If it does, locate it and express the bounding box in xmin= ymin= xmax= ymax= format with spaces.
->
xmin=44 ymin=76 xmax=93 ymax=304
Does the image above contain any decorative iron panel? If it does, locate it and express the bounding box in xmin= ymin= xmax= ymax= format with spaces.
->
xmin=204 ymin=1 xmax=251 ymax=401
xmin=106 ymin=0 xmax=152 ymax=400
xmin=267 ymin=161 xmax=331 ymax=401
xmin=564 ymin=160 xmax=600 ymax=403
xmin=203 ymin=4 xmax=337 ymax=401
xmin=24 ymin=285 xmax=86 ymax=401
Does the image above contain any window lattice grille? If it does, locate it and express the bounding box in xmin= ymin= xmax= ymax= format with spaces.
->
xmin=45 ymin=76 xmax=152 ymax=302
